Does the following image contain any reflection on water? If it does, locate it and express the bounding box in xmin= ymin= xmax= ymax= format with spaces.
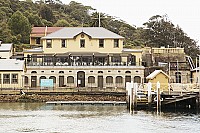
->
xmin=0 ymin=103 xmax=200 ymax=133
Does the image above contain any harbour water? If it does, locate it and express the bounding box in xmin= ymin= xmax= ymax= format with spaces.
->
xmin=0 ymin=103 xmax=200 ymax=133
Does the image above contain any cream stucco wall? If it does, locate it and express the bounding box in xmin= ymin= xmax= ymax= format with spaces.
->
xmin=42 ymin=34 xmax=123 ymax=54
xmin=133 ymin=52 xmax=142 ymax=65
xmin=25 ymin=66 xmax=144 ymax=88
xmin=0 ymin=71 xmax=24 ymax=88
xmin=0 ymin=51 xmax=12 ymax=59
xmin=30 ymin=38 xmax=36 ymax=45
xmin=191 ymin=71 xmax=199 ymax=84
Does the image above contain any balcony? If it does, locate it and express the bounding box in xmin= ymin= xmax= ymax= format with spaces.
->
xmin=25 ymin=53 xmax=143 ymax=67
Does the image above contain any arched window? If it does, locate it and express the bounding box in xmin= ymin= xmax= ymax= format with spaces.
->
xmin=116 ymin=76 xmax=123 ymax=83
xmin=39 ymin=76 xmax=46 ymax=83
xmin=106 ymin=76 xmax=113 ymax=83
xmin=88 ymin=76 xmax=95 ymax=83
xmin=175 ymin=72 xmax=181 ymax=83
xmin=134 ymin=76 xmax=141 ymax=83
xmin=67 ymin=76 xmax=74 ymax=83
xmin=49 ymin=76 xmax=56 ymax=83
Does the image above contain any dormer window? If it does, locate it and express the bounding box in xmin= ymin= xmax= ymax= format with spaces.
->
xmin=80 ymin=39 xmax=85 ymax=48
xmin=114 ymin=39 xmax=119 ymax=48
xmin=61 ymin=39 xmax=67 ymax=48
xmin=46 ymin=39 xmax=52 ymax=48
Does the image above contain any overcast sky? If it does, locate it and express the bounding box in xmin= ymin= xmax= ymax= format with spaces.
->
xmin=62 ymin=0 xmax=200 ymax=46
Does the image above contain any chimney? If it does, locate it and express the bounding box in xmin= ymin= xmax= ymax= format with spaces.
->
xmin=45 ymin=26 xmax=48 ymax=36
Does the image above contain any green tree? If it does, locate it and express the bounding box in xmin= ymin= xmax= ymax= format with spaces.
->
xmin=27 ymin=13 xmax=43 ymax=26
xmin=39 ymin=4 xmax=54 ymax=21
xmin=142 ymin=15 xmax=199 ymax=58
xmin=8 ymin=10 xmax=31 ymax=43
xmin=54 ymin=19 xmax=71 ymax=27
xmin=41 ymin=19 xmax=53 ymax=26
xmin=0 ymin=22 xmax=12 ymax=42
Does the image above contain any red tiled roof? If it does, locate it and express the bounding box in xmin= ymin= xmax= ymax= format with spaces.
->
xmin=31 ymin=27 xmax=63 ymax=34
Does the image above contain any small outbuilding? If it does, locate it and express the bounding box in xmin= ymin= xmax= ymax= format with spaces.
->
xmin=146 ymin=70 xmax=170 ymax=92
xmin=0 ymin=59 xmax=25 ymax=88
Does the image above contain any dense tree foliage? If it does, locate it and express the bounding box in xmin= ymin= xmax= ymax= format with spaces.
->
xmin=8 ymin=11 xmax=31 ymax=43
xmin=0 ymin=0 xmax=199 ymax=58
xmin=141 ymin=15 xmax=199 ymax=58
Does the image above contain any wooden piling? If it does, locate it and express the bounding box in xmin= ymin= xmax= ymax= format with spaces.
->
xmin=148 ymin=82 xmax=152 ymax=110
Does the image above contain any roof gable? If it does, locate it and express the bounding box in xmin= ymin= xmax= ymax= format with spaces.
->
xmin=146 ymin=70 xmax=170 ymax=80
xmin=73 ymin=31 xmax=92 ymax=39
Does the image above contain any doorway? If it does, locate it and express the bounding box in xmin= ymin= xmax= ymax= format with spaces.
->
xmin=125 ymin=76 xmax=131 ymax=86
xmin=31 ymin=76 xmax=37 ymax=88
xmin=77 ymin=71 xmax=85 ymax=87
xmin=59 ymin=76 xmax=64 ymax=87
xmin=98 ymin=76 xmax=103 ymax=88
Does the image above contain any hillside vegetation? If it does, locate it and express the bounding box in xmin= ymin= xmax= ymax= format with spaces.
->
xmin=0 ymin=0 xmax=199 ymax=58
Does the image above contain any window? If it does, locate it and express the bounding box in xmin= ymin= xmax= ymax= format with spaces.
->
xmin=61 ymin=39 xmax=67 ymax=48
xmin=175 ymin=72 xmax=181 ymax=83
xmin=134 ymin=76 xmax=141 ymax=83
xmin=49 ymin=76 xmax=56 ymax=83
xmin=46 ymin=39 xmax=52 ymax=48
xmin=25 ymin=76 xmax=28 ymax=85
xmin=36 ymin=38 xmax=41 ymax=44
xmin=99 ymin=39 xmax=104 ymax=48
xmin=88 ymin=76 xmax=95 ymax=83
xmin=106 ymin=76 xmax=113 ymax=83
xmin=114 ymin=39 xmax=119 ymax=48
xmin=116 ymin=76 xmax=123 ymax=83
xmin=11 ymin=74 xmax=18 ymax=84
xmin=67 ymin=76 xmax=74 ymax=83
xmin=40 ymin=76 xmax=46 ymax=84
xmin=80 ymin=39 xmax=85 ymax=48
xmin=3 ymin=74 xmax=10 ymax=84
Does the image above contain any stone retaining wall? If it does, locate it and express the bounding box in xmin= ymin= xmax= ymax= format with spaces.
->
xmin=0 ymin=94 xmax=126 ymax=102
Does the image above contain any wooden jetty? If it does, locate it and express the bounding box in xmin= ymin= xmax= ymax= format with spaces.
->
xmin=127 ymin=92 xmax=200 ymax=110
xmin=46 ymin=101 xmax=126 ymax=106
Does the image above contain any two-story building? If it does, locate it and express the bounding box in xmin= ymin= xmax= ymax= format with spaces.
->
xmin=24 ymin=27 xmax=145 ymax=89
